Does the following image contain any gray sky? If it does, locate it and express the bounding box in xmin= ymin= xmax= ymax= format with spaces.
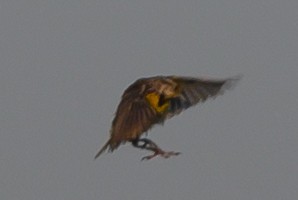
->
xmin=1 ymin=0 xmax=298 ymax=199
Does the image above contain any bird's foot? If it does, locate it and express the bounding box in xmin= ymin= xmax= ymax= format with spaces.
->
xmin=141 ymin=149 xmax=181 ymax=161
xmin=131 ymin=138 xmax=180 ymax=160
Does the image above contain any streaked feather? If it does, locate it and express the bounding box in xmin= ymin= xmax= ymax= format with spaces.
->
xmin=165 ymin=75 xmax=241 ymax=118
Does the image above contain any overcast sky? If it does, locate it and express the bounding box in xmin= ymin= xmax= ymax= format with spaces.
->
xmin=1 ymin=0 xmax=298 ymax=200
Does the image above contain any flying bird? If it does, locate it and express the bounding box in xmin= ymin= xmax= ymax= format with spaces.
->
xmin=95 ymin=75 xmax=241 ymax=160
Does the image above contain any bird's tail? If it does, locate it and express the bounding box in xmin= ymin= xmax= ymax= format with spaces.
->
xmin=94 ymin=139 xmax=111 ymax=159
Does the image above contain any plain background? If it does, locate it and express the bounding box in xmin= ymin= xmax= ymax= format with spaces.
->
xmin=1 ymin=0 xmax=298 ymax=199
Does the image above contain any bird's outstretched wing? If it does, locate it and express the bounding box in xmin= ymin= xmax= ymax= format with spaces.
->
xmin=166 ymin=75 xmax=241 ymax=118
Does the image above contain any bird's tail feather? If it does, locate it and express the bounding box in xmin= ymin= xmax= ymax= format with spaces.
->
xmin=94 ymin=139 xmax=111 ymax=159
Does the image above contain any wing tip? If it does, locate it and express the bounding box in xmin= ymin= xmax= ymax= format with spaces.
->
xmin=221 ymin=74 xmax=243 ymax=92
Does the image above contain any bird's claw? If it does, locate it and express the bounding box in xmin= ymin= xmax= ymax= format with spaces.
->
xmin=141 ymin=151 xmax=181 ymax=161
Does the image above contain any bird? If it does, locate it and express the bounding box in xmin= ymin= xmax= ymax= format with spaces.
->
xmin=95 ymin=75 xmax=241 ymax=160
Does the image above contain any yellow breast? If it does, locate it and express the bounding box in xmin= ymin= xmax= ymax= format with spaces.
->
xmin=145 ymin=92 xmax=169 ymax=114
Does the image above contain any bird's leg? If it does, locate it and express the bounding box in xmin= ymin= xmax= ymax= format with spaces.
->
xmin=131 ymin=138 xmax=180 ymax=160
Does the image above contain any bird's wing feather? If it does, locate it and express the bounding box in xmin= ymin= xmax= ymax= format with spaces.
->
xmin=166 ymin=75 xmax=241 ymax=118
xmin=109 ymin=96 xmax=159 ymax=148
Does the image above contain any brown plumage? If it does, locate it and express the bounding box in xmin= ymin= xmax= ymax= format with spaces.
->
xmin=95 ymin=75 xmax=241 ymax=160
